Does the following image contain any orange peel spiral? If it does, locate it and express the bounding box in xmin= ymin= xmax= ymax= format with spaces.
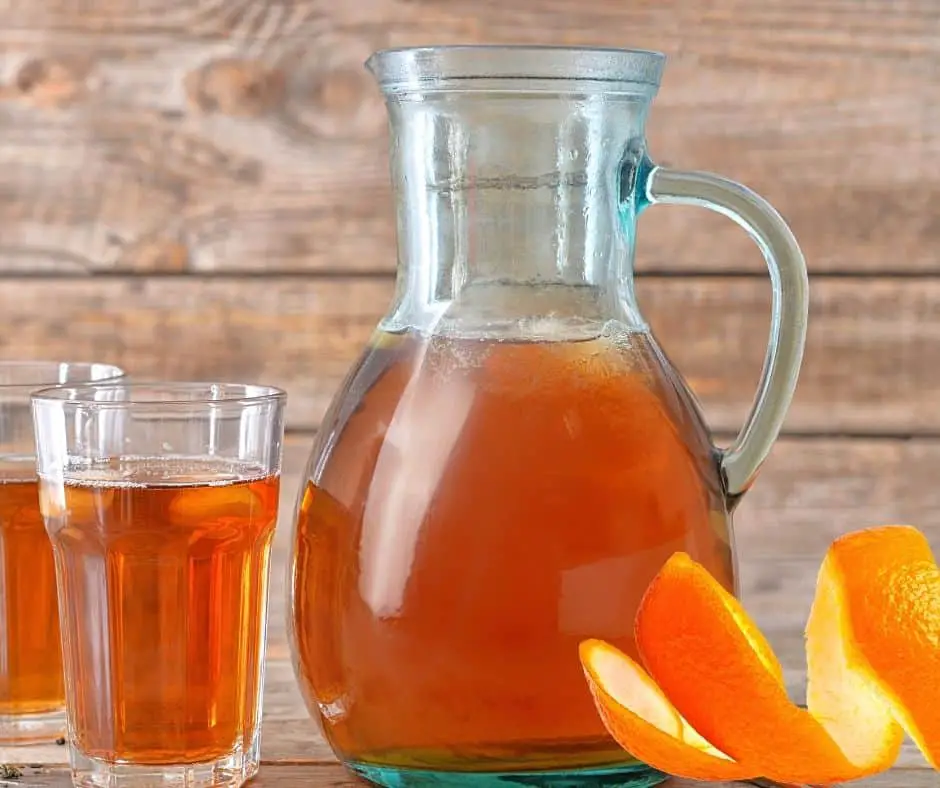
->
xmin=580 ymin=525 xmax=940 ymax=784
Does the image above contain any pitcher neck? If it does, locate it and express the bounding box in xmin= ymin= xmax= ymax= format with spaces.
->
xmin=367 ymin=47 xmax=663 ymax=336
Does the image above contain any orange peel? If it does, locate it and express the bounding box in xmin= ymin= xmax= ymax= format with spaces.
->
xmin=815 ymin=525 xmax=940 ymax=768
xmin=580 ymin=640 xmax=757 ymax=782
xmin=580 ymin=525 xmax=940 ymax=784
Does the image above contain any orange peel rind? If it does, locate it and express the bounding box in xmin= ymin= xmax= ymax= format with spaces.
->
xmin=817 ymin=525 xmax=940 ymax=768
xmin=579 ymin=525 xmax=940 ymax=784
xmin=580 ymin=640 xmax=757 ymax=782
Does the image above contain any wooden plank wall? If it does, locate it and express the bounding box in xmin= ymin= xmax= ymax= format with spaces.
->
xmin=2 ymin=0 xmax=940 ymax=651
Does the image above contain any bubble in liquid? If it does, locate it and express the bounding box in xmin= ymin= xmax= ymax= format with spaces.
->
xmin=63 ymin=456 xmax=268 ymax=488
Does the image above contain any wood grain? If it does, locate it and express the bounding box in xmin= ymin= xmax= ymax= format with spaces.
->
xmin=0 ymin=274 xmax=938 ymax=435
xmin=0 ymin=1 xmax=936 ymax=273
xmin=735 ymin=438 xmax=940 ymax=557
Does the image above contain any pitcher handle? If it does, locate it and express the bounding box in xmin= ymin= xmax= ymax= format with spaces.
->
xmin=643 ymin=165 xmax=809 ymax=498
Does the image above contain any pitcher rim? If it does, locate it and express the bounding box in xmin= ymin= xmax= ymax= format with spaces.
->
xmin=366 ymin=45 xmax=666 ymax=93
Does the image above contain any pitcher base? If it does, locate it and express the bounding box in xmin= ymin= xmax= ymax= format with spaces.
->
xmin=347 ymin=761 xmax=667 ymax=787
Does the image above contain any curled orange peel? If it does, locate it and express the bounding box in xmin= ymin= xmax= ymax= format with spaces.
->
xmin=579 ymin=640 xmax=758 ymax=782
xmin=580 ymin=525 xmax=940 ymax=784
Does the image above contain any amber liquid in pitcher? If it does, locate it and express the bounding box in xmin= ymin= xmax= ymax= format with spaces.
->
xmin=0 ymin=472 xmax=64 ymax=717
xmin=43 ymin=459 xmax=278 ymax=763
xmin=291 ymin=328 xmax=734 ymax=772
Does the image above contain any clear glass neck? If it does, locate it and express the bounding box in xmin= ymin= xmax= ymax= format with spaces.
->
xmin=368 ymin=47 xmax=663 ymax=340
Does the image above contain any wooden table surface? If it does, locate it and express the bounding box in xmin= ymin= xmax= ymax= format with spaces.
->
xmin=0 ymin=440 xmax=933 ymax=788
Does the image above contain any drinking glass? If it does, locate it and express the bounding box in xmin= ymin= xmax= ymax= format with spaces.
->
xmin=0 ymin=361 xmax=124 ymax=744
xmin=32 ymin=382 xmax=286 ymax=788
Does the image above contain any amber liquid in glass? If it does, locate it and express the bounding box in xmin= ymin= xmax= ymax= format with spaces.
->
xmin=0 ymin=469 xmax=64 ymax=719
xmin=43 ymin=459 xmax=279 ymax=764
xmin=291 ymin=329 xmax=734 ymax=772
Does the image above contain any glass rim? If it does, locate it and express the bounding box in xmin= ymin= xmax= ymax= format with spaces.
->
xmin=366 ymin=45 xmax=666 ymax=93
xmin=0 ymin=361 xmax=125 ymax=391
xmin=31 ymin=381 xmax=287 ymax=408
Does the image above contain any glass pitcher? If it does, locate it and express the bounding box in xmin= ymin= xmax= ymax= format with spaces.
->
xmin=288 ymin=46 xmax=808 ymax=787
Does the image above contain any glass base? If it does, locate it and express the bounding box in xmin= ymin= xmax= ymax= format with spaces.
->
xmin=0 ymin=708 xmax=65 ymax=745
xmin=70 ymin=738 xmax=260 ymax=788
xmin=347 ymin=762 xmax=667 ymax=787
